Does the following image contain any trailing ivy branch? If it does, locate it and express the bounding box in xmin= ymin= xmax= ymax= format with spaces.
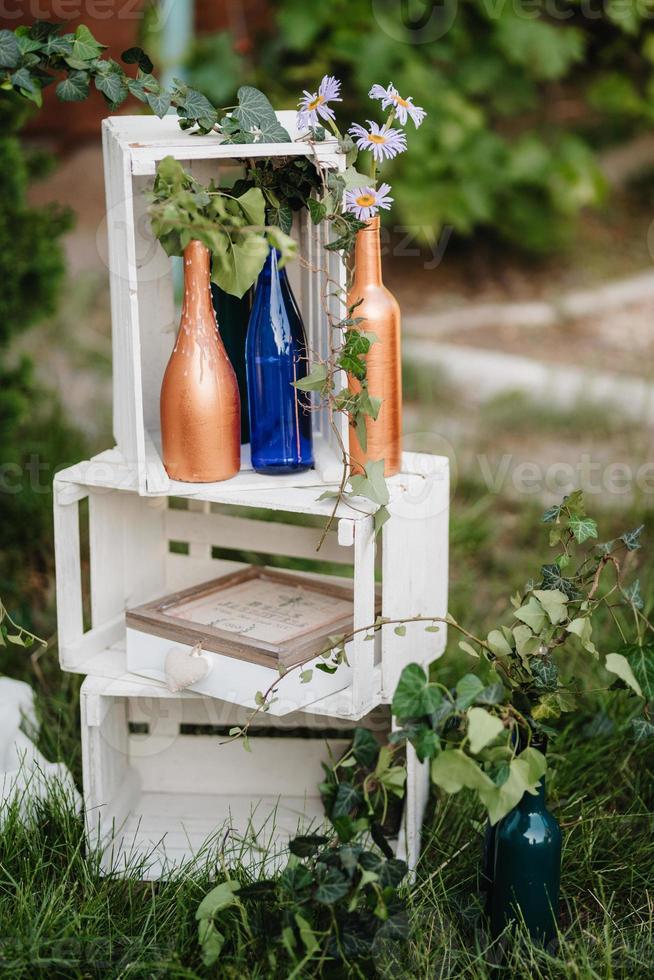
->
xmin=0 ymin=599 xmax=46 ymax=650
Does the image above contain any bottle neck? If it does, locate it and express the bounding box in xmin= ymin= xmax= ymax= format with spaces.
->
xmin=182 ymin=240 xmax=214 ymax=319
xmin=353 ymin=217 xmax=382 ymax=287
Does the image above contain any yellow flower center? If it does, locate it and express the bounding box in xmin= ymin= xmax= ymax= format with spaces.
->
xmin=356 ymin=193 xmax=376 ymax=207
xmin=392 ymin=94 xmax=410 ymax=108
xmin=308 ymin=95 xmax=324 ymax=110
xmin=368 ymin=133 xmax=387 ymax=144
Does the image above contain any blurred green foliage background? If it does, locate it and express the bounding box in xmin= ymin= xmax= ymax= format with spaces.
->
xmin=186 ymin=0 xmax=654 ymax=252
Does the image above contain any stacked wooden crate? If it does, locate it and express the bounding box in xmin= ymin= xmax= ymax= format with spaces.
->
xmin=54 ymin=111 xmax=450 ymax=878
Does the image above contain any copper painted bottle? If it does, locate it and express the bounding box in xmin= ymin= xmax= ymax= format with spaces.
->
xmin=348 ymin=216 xmax=402 ymax=476
xmin=160 ymin=240 xmax=241 ymax=482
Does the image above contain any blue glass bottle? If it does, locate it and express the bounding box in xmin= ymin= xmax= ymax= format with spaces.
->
xmin=245 ymin=247 xmax=314 ymax=474
xmin=490 ymin=775 xmax=561 ymax=945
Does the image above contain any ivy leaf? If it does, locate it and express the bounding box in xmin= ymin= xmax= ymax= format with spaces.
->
xmin=288 ymin=834 xmax=329 ymax=858
xmin=477 ymin=748 xmax=547 ymax=825
xmin=455 ymin=674 xmax=485 ymax=710
xmin=605 ymin=652 xmax=643 ymax=697
xmin=121 ymin=46 xmax=154 ymax=73
xmin=532 ymin=588 xmax=568 ymax=625
xmin=566 ymin=617 xmax=597 ymax=656
xmin=540 ymin=563 xmax=583 ymax=600
xmin=459 ymin=640 xmax=479 ymax=658
xmin=475 ymin=681 xmax=506 ymax=705
xmin=198 ymin=921 xmax=225 ymax=967
xmin=70 ymin=24 xmax=104 ymax=63
xmin=348 ymin=459 xmax=389 ymax=507
xmin=541 ymin=503 xmax=562 ymax=523
xmin=179 ymin=87 xmax=218 ymax=124
xmin=293 ymin=362 xmax=328 ymax=392
xmin=431 ymin=748 xmax=495 ymax=795
xmin=0 ymin=30 xmax=21 ymax=68
xmin=95 ymin=70 xmax=129 ymax=108
xmin=308 ymin=197 xmax=327 ymax=224
xmin=392 ymin=663 xmax=442 ymax=718
xmin=332 ymin=782 xmax=362 ymax=818
xmin=146 ymin=90 xmax=172 ymax=118
xmin=568 ymin=515 xmax=598 ymax=544
xmin=513 ymin=596 xmax=547 ymax=633
xmin=467 ymin=707 xmax=505 ymax=754
xmin=314 ymin=867 xmax=350 ymax=905
xmin=632 ymin=718 xmax=654 ymax=742
xmin=351 ymin=728 xmax=379 ymax=768
xmin=56 ymin=71 xmax=89 ymax=102
xmin=621 ymin=525 xmax=644 ymax=551
xmin=621 ymin=644 xmax=654 ymax=700
xmin=374 ymin=505 xmax=390 ymax=536
xmin=623 ymin=579 xmax=644 ymax=610
xmin=486 ymin=629 xmax=513 ymax=659
xmin=216 ymin=235 xmax=268 ymax=299
xmin=196 ymin=880 xmax=240 ymax=920
xmin=233 ymin=85 xmax=291 ymax=142
xmin=531 ymin=657 xmax=559 ymax=691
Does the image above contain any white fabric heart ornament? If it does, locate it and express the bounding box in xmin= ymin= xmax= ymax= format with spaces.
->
xmin=164 ymin=643 xmax=212 ymax=692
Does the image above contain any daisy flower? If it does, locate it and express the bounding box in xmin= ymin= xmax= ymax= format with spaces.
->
xmin=349 ymin=121 xmax=407 ymax=163
xmin=369 ymin=83 xmax=426 ymax=128
xmin=344 ymin=183 xmax=394 ymax=221
xmin=297 ymin=75 xmax=342 ymax=130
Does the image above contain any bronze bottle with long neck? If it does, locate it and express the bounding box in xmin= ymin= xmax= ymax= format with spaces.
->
xmin=160 ymin=240 xmax=241 ymax=482
xmin=347 ymin=216 xmax=402 ymax=476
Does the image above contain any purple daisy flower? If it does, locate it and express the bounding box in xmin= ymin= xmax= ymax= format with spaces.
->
xmin=344 ymin=183 xmax=394 ymax=221
xmin=369 ymin=83 xmax=426 ymax=128
xmin=349 ymin=121 xmax=407 ymax=163
xmin=297 ymin=75 xmax=342 ymax=130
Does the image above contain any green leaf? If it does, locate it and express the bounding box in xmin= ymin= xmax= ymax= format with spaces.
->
xmin=632 ymin=717 xmax=654 ymax=742
xmin=178 ymin=86 xmax=217 ymax=124
xmin=146 ymin=90 xmax=171 ymax=118
xmin=459 ymin=640 xmax=479 ymax=659
xmin=374 ymin=505 xmax=390 ymax=536
xmin=621 ymin=525 xmax=644 ymax=551
xmin=623 ymin=580 xmax=644 ymax=611
xmin=234 ymin=85 xmax=290 ymax=142
xmin=332 ymin=782 xmax=361 ymax=818
xmin=235 ymin=186 xmax=266 ymax=228
xmin=540 ymin=563 xmax=583 ymax=600
xmin=475 ymin=681 xmax=506 ymax=705
xmin=215 ymin=235 xmax=268 ymax=298
xmin=348 ymin=459 xmax=389 ymax=507
xmin=392 ymin=663 xmax=442 ymax=718
xmin=605 ymin=652 xmax=643 ymax=697
xmin=351 ymin=727 xmax=379 ymax=768
xmin=314 ymin=867 xmax=349 ymax=904
xmin=308 ymin=197 xmax=327 ymax=224
xmin=431 ymin=748 xmax=495 ymax=795
xmin=95 ymin=70 xmax=129 ymax=108
xmin=121 ymin=46 xmax=154 ymax=73
xmin=198 ymin=920 xmax=225 ymax=967
xmin=56 ymin=71 xmax=89 ymax=102
xmin=568 ymin=515 xmax=598 ymax=544
xmin=622 ymin=644 xmax=654 ymax=700
xmin=486 ymin=629 xmax=513 ymax=659
xmin=467 ymin=708 xmax=505 ymax=754
xmin=478 ymin=747 xmax=547 ymax=825
xmin=455 ymin=674 xmax=485 ymax=710
xmin=71 ymin=24 xmax=104 ymax=63
xmin=566 ymin=617 xmax=597 ymax=656
xmin=295 ymin=913 xmax=319 ymax=954
xmin=394 ymin=624 xmax=407 ymax=637
xmin=288 ymin=834 xmax=328 ymax=858
xmin=532 ymin=589 xmax=568 ymax=625
xmin=514 ymin=596 xmax=547 ymax=633
xmin=196 ymin=880 xmax=240 ymax=920
xmin=293 ymin=362 xmax=328 ymax=392
xmin=0 ymin=30 xmax=20 ymax=68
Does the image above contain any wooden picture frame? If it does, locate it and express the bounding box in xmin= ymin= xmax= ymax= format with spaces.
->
xmin=126 ymin=566 xmax=372 ymax=669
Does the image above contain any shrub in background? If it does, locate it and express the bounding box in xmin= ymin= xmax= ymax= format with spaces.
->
xmin=187 ymin=0 xmax=654 ymax=253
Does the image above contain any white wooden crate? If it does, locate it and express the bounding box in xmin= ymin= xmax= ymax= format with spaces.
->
xmin=102 ymin=111 xmax=348 ymax=496
xmin=80 ymin=676 xmax=429 ymax=879
xmin=54 ymin=451 xmax=449 ymax=720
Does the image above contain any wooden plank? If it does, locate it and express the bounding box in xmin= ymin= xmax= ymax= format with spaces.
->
xmin=53 ymin=485 xmax=84 ymax=668
xmin=164 ymin=507 xmax=349 ymax=564
xmin=102 ymin=120 xmax=147 ymax=492
xmin=89 ymin=491 xmax=126 ymax=628
xmin=351 ymin=516 xmax=377 ymax=713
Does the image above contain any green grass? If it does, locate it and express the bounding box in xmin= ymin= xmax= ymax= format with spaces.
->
xmin=1 ymin=487 xmax=653 ymax=977
xmin=0 ymin=723 xmax=651 ymax=978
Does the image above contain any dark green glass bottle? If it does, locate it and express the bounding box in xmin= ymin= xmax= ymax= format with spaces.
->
xmin=490 ymin=776 xmax=561 ymax=944
xmin=211 ymin=281 xmax=251 ymax=443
